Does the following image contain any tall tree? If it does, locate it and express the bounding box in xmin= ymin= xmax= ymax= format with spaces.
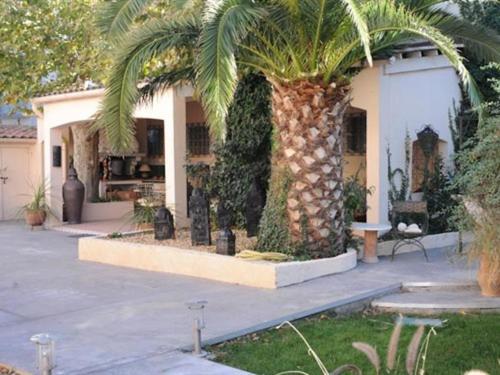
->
xmin=454 ymin=0 xmax=500 ymax=108
xmin=0 ymin=0 xmax=110 ymax=106
xmin=98 ymin=0 xmax=500 ymax=258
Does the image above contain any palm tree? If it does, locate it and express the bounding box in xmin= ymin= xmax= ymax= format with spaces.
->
xmin=97 ymin=0 xmax=500 ymax=258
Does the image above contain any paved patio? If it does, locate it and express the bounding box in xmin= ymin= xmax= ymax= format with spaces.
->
xmin=0 ymin=221 xmax=477 ymax=374
xmin=53 ymin=219 xmax=137 ymax=236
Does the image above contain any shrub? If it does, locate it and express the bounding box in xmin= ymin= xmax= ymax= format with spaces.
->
xmin=256 ymin=166 xmax=293 ymax=254
xmin=209 ymin=73 xmax=272 ymax=227
xmin=455 ymin=118 xmax=500 ymax=211
xmin=454 ymin=116 xmax=500 ymax=276
xmin=423 ymin=157 xmax=458 ymax=234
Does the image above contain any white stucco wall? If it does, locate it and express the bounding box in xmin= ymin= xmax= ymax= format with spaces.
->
xmin=349 ymin=54 xmax=461 ymax=225
xmin=376 ymin=54 xmax=461 ymax=223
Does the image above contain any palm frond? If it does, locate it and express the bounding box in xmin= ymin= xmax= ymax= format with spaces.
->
xmin=96 ymin=18 xmax=200 ymax=152
xmin=340 ymin=0 xmax=372 ymax=67
xmin=96 ymin=0 xmax=154 ymax=43
xmin=275 ymin=0 xmax=300 ymax=16
xmin=326 ymin=0 xmax=483 ymax=109
xmin=197 ymin=0 xmax=268 ymax=139
xmin=139 ymin=65 xmax=196 ymax=104
xmin=436 ymin=16 xmax=500 ymax=63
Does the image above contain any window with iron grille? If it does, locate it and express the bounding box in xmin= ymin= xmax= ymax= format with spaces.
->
xmin=344 ymin=111 xmax=366 ymax=154
xmin=187 ymin=122 xmax=210 ymax=156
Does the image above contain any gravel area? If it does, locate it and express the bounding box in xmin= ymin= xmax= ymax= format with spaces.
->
xmin=112 ymin=229 xmax=257 ymax=253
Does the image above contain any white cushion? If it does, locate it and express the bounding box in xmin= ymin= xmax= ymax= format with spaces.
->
xmin=405 ymin=223 xmax=422 ymax=234
xmin=397 ymin=222 xmax=407 ymax=232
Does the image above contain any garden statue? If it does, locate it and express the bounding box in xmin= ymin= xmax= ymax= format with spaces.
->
xmin=154 ymin=206 xmax=175 ymax=240
xmin=216 ymin=201 xmax=235 ymax=255
xmin=245 ymin=178 xmax=265 ymax=237
xmin=189 ymin=187 xmax=211 ymax=245
xmin=62 ymin=167 xmax=85 ymax=224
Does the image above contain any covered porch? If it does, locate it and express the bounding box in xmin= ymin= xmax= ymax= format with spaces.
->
xmin=33 ymin=85 xmax=210 ymax=228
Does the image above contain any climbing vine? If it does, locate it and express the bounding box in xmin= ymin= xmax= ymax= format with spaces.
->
xmin=387 ymin=131 xmax=411 ymax=208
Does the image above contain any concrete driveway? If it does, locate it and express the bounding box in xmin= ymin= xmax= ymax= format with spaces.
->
xmin=0 ymin=221 xmax=475 ymax=374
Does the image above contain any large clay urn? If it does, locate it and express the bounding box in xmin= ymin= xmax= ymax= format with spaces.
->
xmin=63 ymin=167 xmax=85 ymax=224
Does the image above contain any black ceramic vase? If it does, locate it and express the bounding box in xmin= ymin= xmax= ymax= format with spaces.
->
xmin=62 ymin=167 xmax=85 ymax=224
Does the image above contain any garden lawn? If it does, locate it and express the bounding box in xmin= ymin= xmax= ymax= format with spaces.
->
xmin=210 ymin=312 xmax=500 ymax=375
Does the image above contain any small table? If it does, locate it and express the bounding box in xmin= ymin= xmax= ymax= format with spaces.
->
xmin=351 ymin=222 xmax=392 ymax=263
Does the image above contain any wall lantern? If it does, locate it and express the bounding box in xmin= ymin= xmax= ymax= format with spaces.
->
xmin=416 ymin=125 xmax=439 ymax=157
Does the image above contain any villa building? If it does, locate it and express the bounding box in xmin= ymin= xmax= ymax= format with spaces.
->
xmin=0 ymin=43 xmax=461 ymax=226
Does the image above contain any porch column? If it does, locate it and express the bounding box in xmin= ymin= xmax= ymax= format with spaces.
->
xmin=365 ymin=115 xmax=389 ymax=225
xmin=163 ymin=87 xmax=188 ymax=228
xmin=44 ymin=127 xmax=64 ymax=221
xmin=366 ymin=70 xmax=390 ymax=225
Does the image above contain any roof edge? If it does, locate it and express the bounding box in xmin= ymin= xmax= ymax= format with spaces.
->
xmin=32 ymin=87 xmax=105 ymax=105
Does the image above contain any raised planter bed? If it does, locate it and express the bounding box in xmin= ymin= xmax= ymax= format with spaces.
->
xmin=82 ymin=201 xmax=134 ymax=222
xmin=78 ymin=235 xmax=357 ymax=289
xmin=375 ymin=231 xmax=472 ymax=257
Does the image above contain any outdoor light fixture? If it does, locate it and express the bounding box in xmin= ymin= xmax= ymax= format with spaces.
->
xmin=186 ymin=300 xmax=208 ymax=356
xmin=30 ymin=333 xmax=56 ymax=375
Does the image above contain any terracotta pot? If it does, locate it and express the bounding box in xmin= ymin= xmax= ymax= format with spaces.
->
xmin=115 ymin=190 xmax=133 ymax=201
xmin=25 ymin=210 xmax=46 ymax=227
xmin=477 ymin=253 xmax=500 ymax=297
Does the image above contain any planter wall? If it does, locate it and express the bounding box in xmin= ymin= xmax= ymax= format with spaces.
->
xmin=78 ymin=236 xmax=357 ymax=289
xmin=371 ymin=231 xmax=473 ymax=259
xmin=82 ymin=201 xmax=134 ymax=222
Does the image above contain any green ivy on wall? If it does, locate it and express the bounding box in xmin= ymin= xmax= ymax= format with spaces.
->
xmin=209 ymin=73 xmax=272 ymax=227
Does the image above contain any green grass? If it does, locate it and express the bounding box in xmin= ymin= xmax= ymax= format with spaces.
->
xmin=209 ymin=312 xmax=500 ymax=375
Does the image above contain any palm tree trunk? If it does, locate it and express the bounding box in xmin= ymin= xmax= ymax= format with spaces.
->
xmin=270 ymin=79 xmax=350 ymax=258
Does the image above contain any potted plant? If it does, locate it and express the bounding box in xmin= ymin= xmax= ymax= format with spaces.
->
xmin=455 ymin=117 xmax=500 ymax=296
xmin=133 ymin=198 xmax=156 ymax=230
xmin=22 ymin=182 xmax=49 ymax=227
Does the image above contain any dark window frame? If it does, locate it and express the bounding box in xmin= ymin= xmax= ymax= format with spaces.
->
xmin=146 ymin=120 xmax=164 ymax=158
xmin=344 ymin=111 xmax=367 ymax=155
xmin=186 ymin=122 xmax=210 ymax=156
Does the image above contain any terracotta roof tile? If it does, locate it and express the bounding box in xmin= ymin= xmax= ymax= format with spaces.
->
xmin=0 ymin=126 xmax=37 ymax=139
xmin=33 ymin=85 xmax=104 ymax=99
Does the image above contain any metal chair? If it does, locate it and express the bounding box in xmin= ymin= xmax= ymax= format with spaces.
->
xmin=391 ymin=201 xmax=429 ymax=261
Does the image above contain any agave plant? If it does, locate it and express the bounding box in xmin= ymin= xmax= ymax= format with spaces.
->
xmin=97 ymin=0 xmax=500 ymax=258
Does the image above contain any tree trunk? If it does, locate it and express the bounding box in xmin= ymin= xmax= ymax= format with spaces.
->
xmin=71 ymin=124 xmax=99 ymax=202
xmin=270 ymin=79 xmax=350 ymax=258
